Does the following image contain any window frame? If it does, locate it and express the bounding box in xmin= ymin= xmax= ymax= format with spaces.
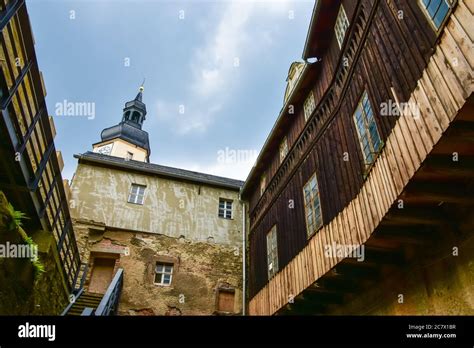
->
xmin=418 ymin=0 xmax=454 ymax=33
xmin=334 ymin=5 xmax=350 ymax=49
xmin=260 ymin=174 xmax=267 ymax=196
xmin=127 ymin=183 xmax=146 ymax=205
xmin=266 ymin=225 xmax=279 ymax=280
xmin=218 ymin=198 xmax=233 ymax=219
xmin=352 ymin=90 xmax=383 ymax=175
xmin=303 ymin=91 xmax=316 ymax=121
xmin=279 ymin=136 xmax=289 ymax=163
xmin=303 ymin=173 xmax=323 ymax=238
xmin=154 ymin=262 xmax=174 ymax=286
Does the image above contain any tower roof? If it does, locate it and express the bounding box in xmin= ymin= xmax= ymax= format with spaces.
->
xmin=97 ymin=85 xmax=151 ymax=159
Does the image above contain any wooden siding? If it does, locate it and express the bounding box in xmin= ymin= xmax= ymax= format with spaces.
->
xmin=248 ymin=0 xmax=473 ymax=314
xmin=247 ymin=0 xmax=439 ymax=215
xmin=247 ymin=0 xmax=469 ymax=298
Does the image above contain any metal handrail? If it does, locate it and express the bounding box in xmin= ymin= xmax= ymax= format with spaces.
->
xmin=60 ymin=287 xmax=85 ymax=316
xmin=94 ymin=268 xmax=124 ymax=316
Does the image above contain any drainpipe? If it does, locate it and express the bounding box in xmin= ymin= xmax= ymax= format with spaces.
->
xmin=241 ymin=199 xmax=247 ymax=316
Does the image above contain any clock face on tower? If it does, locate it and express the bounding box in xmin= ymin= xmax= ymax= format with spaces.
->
xmin=96 ymin=143 xmax=113 ymax=155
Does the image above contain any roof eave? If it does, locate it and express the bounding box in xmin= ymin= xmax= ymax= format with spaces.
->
xmin=74 ymin=153 xmax=243 ymax=191
xmin=302 ymin=0 xmax=323 ymax=61
xmin=240 ymin=62 xmax=313 ymax=198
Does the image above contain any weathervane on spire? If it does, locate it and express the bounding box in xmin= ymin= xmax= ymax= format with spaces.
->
xmin=139 ymin=78 xmax=145 ymax=92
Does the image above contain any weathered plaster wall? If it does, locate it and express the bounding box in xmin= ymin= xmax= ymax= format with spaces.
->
xmin=70 ymin=163 xmax=242 ymax=247
xmin=73 ymin=221 xmax=243 ymax=315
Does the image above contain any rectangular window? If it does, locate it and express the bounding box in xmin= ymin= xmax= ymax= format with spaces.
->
xmin=128 ymin=184 xmax=146 ymax=205
xmin=217 ymin=289 xmax=235 ymax=313
xmin=353 ymin=91 xmax=382 ymax=169
xmin=334 ymin=5 xmax=350 ymax=48
xmin=303 ymin=91 xmax=316 ymax=121
xmin=126 ymin=151 xmax=133 ymax=161
xmin=218 ymin=198 xmax=233 ymax=219
xmin=303 ymin=173 xmax=323 ymax=237
xmin=260 ymin=174 xmax=267 ymax=196
xmin=419 ymin=0 xmax=450 ymax=30
xmin=154 ymin=263 xmax=173 ymax=286
xmin=279 ymin=137 xmax=289 ymax=163
xmin=266 ymin=225 xmax=278 ymax=279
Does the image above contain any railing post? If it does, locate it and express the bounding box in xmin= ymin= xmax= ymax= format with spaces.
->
xmin=94 ymin=268 xmax=124 ymax=316
xmin=81 ymin=307 xmax=94 ymax=316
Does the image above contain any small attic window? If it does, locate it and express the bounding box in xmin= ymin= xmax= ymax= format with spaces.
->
xmin=335 ymin=5 xmax=350 ymax=48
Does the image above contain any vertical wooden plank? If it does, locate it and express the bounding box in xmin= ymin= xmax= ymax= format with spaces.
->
xmin=372 ymin=161 xmax=390 ymax=214
xmin=460 ymin=0 xmax=474 ymax=14
xmin=412 ymin=81 xmax=443 ymax=146
xmin=430 ymin=50 xmax=466 ymax=118
xmin=452 ymin=1 xmax=474 ymax=49
xmin=358 ymin=186 xmax=373 ymax=242
xmin=441 ymin=25 xmax=473 ymax=96
xmin=353 ymin=195 xmax=366 ymax=245
xmin=367 ymin=166 xmax=385 ymax=222
xmin=400 ymin=94 xmax=430 ymax=161
xmin=365 ymin=174 xmax=382 ymax=232
xmin=309 ymin=235 xmax=320 ymax=281
xmin=327 ymin=220 xmax=337 ymax=268
xmin=391 ymin=120 xmax=416 ymax=182
xmin=378 ymin=151 xmax=397 ymax=205
xmin=315 ymin=228 xmax=325 ymax=280
xmin=385 ymin=135 xmax=407 ymax=193
xmin=399 ymin=114 xmax=421 ymax=174
xmin=419 ymin=72 xmax=451 ymax=130
xmin=350 ymin=201 xmax=363 ymax=247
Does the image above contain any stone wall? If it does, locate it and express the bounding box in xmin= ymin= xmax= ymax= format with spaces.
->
xmin=0 ymin=192 xmax=69 ymax=315
xmin=73 ymin=220 xmax=243 ymax=315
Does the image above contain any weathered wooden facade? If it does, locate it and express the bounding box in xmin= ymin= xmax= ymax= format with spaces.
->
xmin=241 ymin=0 xmax=473 ymax=315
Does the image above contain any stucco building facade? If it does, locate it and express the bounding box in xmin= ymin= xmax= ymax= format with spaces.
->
xmin=68 ymin=89 xmax=244 ymax=315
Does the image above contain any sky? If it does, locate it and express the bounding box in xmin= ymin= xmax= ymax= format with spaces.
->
xmin=27 ymin=0 xmax=315 ymax=181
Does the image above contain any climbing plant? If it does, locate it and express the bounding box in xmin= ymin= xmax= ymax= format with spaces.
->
xmin=3 ymin=199 xmax=45 ymax=279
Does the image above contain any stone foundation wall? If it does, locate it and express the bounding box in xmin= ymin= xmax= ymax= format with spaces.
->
xmin=74 ymin=219 xmax=243 ymax=315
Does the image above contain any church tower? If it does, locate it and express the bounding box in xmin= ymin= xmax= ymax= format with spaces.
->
xmin=92 ymin=85 xmax=151 ymax=162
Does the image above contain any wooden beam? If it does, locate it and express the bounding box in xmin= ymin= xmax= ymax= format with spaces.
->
xmin=417 ymin=155 xmax=474 ymax=180
xmin=444 ymin=120 xmax=474 ymax=142
xmin=401 ymin=181 xmax=474 ymax=204
xmin=370 ymin=231 xmax=430 ymax=245
xmin=382 ymin=208 xmax=446 ymax=226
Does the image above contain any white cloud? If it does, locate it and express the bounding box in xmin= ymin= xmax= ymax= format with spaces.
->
xmin=154 ymin=0 xmax=299 ymax=135
xmin=190 ymin=1 xmax=254 ymax=99
xmin=164 ymin=160 xmax=254 ymax=182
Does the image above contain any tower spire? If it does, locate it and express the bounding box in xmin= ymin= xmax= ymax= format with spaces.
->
xmin=135 ymin=78 xmax=145 ymax=102
xmin=95 ymin=82 xmax=150 ymax=162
